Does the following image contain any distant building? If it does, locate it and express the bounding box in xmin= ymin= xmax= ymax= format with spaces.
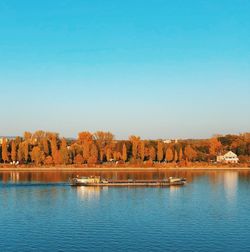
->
xmin=0 ymin=136 xmax=17 ymax=145
xmin=163 ymin=139 xmax=178 ymax=144
xmin=217 ymin=151 xmax=239 ymax=164
xmin=163 ymin=139 xmax=172 ymax=144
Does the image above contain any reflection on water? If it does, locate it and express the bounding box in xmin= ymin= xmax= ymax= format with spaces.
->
xmin=169 ymin=185 xmax=182 ymax=194
xmin=223 ymin=172 xmax=238 ymax=203
xmin=10 ymin=172 xmax=20 ymax=182
xmin=0 ymin=170 xmax=201 ymax=183
xmin=1 ymin=170 xmax=250 ymax=251
xmin=76 ymin=186 xmax=102 ymax=200
xmin=0 ymin=170 xmax=249 ymax=187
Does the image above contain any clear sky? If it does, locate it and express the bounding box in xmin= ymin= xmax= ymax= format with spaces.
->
xmin=0 ymin=0 xmax=249 ymax=139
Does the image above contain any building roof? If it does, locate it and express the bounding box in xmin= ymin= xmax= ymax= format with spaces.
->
xmin=218 ymin=151 xmax=238 ymax=157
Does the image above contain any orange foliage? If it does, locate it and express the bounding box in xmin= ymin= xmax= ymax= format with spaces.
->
xmin=44 ymin=156 xmax=54 ymax=165
xmin=2 ymin=138 xmax=9 ymax=163
xmin=165 ymin=148 xmax=173 ymax=162
xmin=209 ymin=137 xmax=222 ymax=156
xmin=122 ymin=144 xmax=127 ymax=162
xmin=157 ymin=141 xmax=164 ymax=162
xmin=74 ymin=154 xmax=83 ymax=165
xmin=184 ymin=145 xmax=197 ymax=161
xmin=11 ymin=141 xmax=17 ymax=162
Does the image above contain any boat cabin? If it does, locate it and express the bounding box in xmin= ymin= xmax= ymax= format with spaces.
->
xmin=76 ymin=176 xmax=101 ymax=184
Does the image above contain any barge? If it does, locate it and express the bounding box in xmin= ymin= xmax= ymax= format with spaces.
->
xmin=69 ymin=176 xmax=186 ymax=187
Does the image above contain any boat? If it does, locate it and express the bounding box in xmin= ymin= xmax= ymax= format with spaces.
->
xmin=69 ymin=176 xmax=186 ymax=187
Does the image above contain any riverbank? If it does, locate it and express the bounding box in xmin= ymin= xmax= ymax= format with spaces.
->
xmin=0 ymin=166 xmax=250 ymax=172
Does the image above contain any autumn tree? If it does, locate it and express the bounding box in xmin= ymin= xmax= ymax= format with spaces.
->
xmin=23 ymin=132 xmax=32 ymax=142
xmin=11 ymin=141 xmax=17 ymax=162
xmin=139 ymin=140 xmax=145 ymax=161
xmin=113 ymin=151 xmax=117 ymax=161
xmin=165 ymin=148 xmax=173 ymax=162
xmin=94 ymin=131 xmax=114 ymax=162
xmin=44 ymin=156 xmax=54 ymax=165
xmin=106 ymin=148 xmax=112 ymax=161
xmin=50 ymin=135 xmax=58 ymax=164
xmin=209 ymin=137 xmax=222 ymax=156
xmin=68 ymin=143 xmax=81 ymax=164
xmin=17 ymin=142 xmax=24 ymax=162
xmin=149 ymin=146 xmax=156 ymax=161
xmin=129 ymin=136 xmax=140 ymax=160
xmin=122 ymin=144 xmax=127 ymax=162
xmin=31 ymin=146 xmax=45 ymax=166
xmin=179 ymin=147 xmax=183 ymax=161
xmin=42 ymin=138 xmax=49 ymax=155
xmin=184 ymin=145 xmax=197 ymax=161
xmin=116 ymin=152 xmax=122 ymax=161
xmin=88 ymin=144 xmax=98 ymax=164
xmin=32 ymin=130 xmax=47 ymax=145
xmin=60 ymin=138 xmax=69 ymax=165
xmin=157 ymin=141 xmax=164 ymax=162
xmin=74 ymin=154 xmax=83 ymax=165
xmin=78 ymin=132 xmax=93 ymax=162
xmin=2 ymin=138 xmax=8 ymax=163
xmin=23 ymin=141 xmax=29 ymax=162
xmin=174 ymin=150 xmax=178 ymax=162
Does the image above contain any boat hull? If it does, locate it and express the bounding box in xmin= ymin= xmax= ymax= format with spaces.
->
xmin=70 ymin=181 xmax=186 ymax=187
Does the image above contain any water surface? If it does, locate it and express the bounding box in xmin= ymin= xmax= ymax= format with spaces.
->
xmin=1 ymin=170 xmax=250 ymax=251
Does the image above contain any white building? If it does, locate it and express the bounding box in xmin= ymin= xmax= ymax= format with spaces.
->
xmin=163 ymin=139 xmax=178 ymax=144
xmin=163 ymin=139 xmax=172 ymax=144
xmin=217 ymin=151 xmax=239 ymax=164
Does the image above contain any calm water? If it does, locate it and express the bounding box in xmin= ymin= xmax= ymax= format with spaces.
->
xmin=1 ymin=170 xmax=250 ymax=251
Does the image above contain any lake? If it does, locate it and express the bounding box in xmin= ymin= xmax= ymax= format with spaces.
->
xmin=1 ymin=170 xmax=250 ymax=251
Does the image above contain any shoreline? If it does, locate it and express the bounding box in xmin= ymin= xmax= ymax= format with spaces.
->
xmin=0 ymin=166 xmax=250 ymax=172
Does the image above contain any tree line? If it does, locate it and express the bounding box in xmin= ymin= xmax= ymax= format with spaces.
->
xmin=0 ymin=131 xmax=250 ymax=166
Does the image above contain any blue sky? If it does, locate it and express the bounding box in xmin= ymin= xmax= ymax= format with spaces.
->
xmin=0 ymin=0 xmax=249 ymax=139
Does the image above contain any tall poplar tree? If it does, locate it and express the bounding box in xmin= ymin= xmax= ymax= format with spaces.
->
xmin=60 ymin=138 xmax=69 ymax=165
xmin=51 ymin=135 xmax=58 ymax=164
xmin=24 ymin=141 xmax=29 ymax=162
xmin=166 ymin=148 xmax=173 ymax=162
xmin=139 ymin=141 xmax=145 ymax=161
xmin=174 ymin=150 xmax=178 ymax=162
xmin=149 ymin=146 xmax=156 ymax=161
xmin=2 ymin=138 xmax=8 ymax=163
xmin=129 ymin=136 xmax=140 ymax=160
xmin=179 ymin=148 xmax=183 ymax=161
xmin=11 ymin=141 xmax=17 ymax=162
xmin=157 ymin=141 xmax=164 ymax=162
xmin=122 ymin=144 xmax=127 ymax=162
